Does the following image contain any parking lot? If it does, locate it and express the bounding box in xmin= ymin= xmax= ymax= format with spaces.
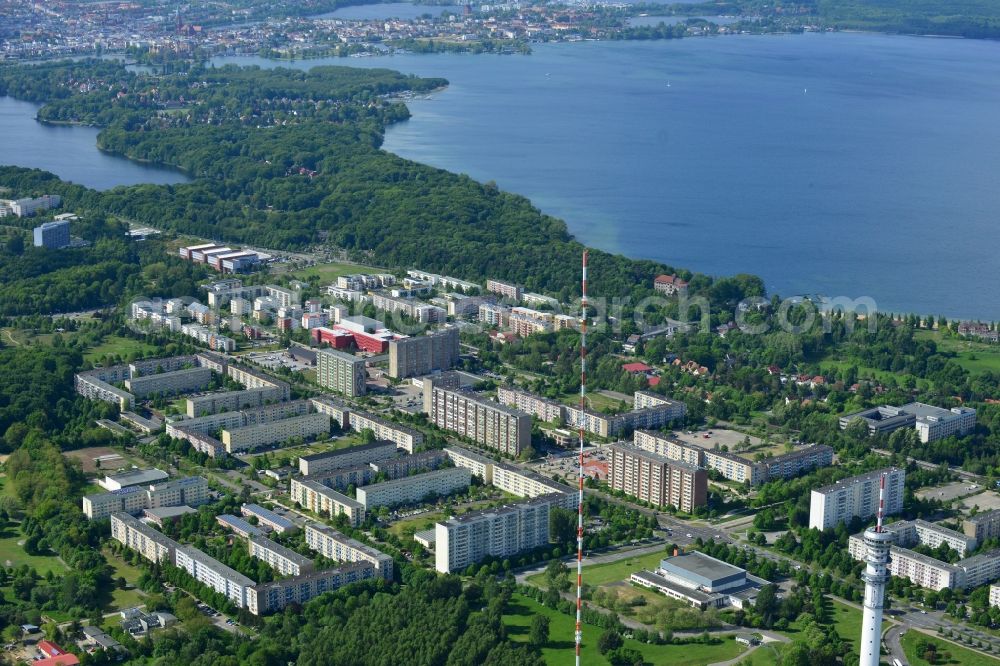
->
xmin=957 ymin=490 xmax=1000 ymax=514
xmin=673 ymin=428 xmax=762 ymax=453
xmin=530 ymin=447 xmax=606 ymax=481
xmin=915 ymin=480 xmax=983 ymax=504
xmin=244 ymin=349 xmax=313 ymax=373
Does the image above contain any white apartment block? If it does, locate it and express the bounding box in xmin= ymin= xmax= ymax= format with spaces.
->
xmin=990 ymin=584 xmax=1000 ymax=609
xmin=882 ymin=519 xmax=978 ymax=557
xmin=607 ymin=443 xmax=708 ymax=513
xmin=631 ymin=430 xmax=766 ymax=485
xmin=176 ymin=545 xmax=256 ymax=608
xmin=290 ymin=479 xmax=366 ymax=526
xmin=406 ymin=269 xmax=478 ymax=293
xmin=633 ymin=391 xmax=686 ymax=413
xmin=248 ymin=535 xmax=314 ymax=577
xmin=444 ymin=446 xmax=496 ymax=483
xmin=478 ymin=303 xmax=510 ymax=327
xmin=222 ymin=413 xmax=330 ymax=453
xmin=75 ymin=364 xmax=135 ymax=410
xmin=186 ymin=387 xmax=285 ymax=418
xmin=443 ymin=446 xmax=575 ymax=509
xmin=308 ymin=395 xmax=352 ymax=428
xmin=304 ymin=523 xmax=394 ymax=580
xmin=316 ymin=348 xmax=367 ymax=397
xmin=443 ymin=293 xmax=491 ymax=317
xmin=307 ymin=465 xmax=373 ymax=492
xmin=125 ymin=367 xmax=212 ymax=399
xmin=849 ymin=531 xmax=1000 ymax=591
xmin=264 ymin=285 xmax=298 ymax=308
xmin=348 ymin=411 xmax=424 ymax=453
xmin=702 ymin=449 xmax=768 ymax=486
xmin=110 ymin=513 xmax=177 ymax=564
xmin=387 ymin=327 xmax=460 ymax=379
xmin=370 ymin=450 xmax=449 ymax=480
xmin=496 ymin=386 xmax=565 ymax=423
xmin=564 ymin=401 xmax=685 ymax=440
xmin=435 ymin=495 xmax=555 ymax=573
xmin=633 ymin=430 xmax=703 ymax=466
xmin=355 ymin=467 xmax=471 ymax=510
xmin=492 ymin=462 xmax=577 ymax=510
xmin=965 ymin=509 xmax=1000 ymax=543
xmin=486 ymin=279 xmax=522 ymax=301
xmin=83 ymin=476 xmax=209 ymax=520
xmin=425 ymin=382 xmax=531 ymax=456
xmin=247 ymin=563 xmax=375 ymax=615
xmin=764 ymin=444 xmax=835 ymax=480
xmin=298 ymin=441 xmax=397 ymax=477
xmin=809 ymin=468 xmax=905 ymax=531
xmin=370 ymin=293 xmax=446 ymax=324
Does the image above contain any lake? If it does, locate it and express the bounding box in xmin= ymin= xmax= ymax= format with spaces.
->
xmin=216 ymin=34 xmax=1000 ymax=319
xmin=0 ymin=96 xmax=188 ymax=191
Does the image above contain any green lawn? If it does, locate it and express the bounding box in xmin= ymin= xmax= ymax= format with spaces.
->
xmin=288 ymin=261 xmax=387 ymax=283
xmin=901 ymin=630 xmax=1000 ymax=666
xmin=818 ymin=359 xmax=932 ymax=390
xmin=828 ymin=599 xmax=865 ymax=659
xmin=559 ymin=391 xmax=629 ymax=414
xmin=84 ymin=335 xmax=160 ymax=364
xmin=387 ymin=511 xmax=447 ymax=538
xmin=110 ymin=587 xmax=146 ymax=611
xmin=740 ymin=643 xmax=783 ymax=665
xmin=104 ymin=548 xmax=145 ymax=585
xmin=504 ymin=593 xmax=748 ymax=666
xmin=0 ymin=530 xmax=68 ymax=575
xmin=914 ymin=331 xmax=1000 ymax=376
xmin=527 ymin=550 xmax=667 ymax=589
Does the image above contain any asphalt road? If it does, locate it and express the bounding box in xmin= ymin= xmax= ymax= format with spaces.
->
xmin=884 ymin=625 xmax=908 ymax=665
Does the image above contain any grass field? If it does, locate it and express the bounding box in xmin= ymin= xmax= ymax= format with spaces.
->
xmin=818 ymin=359 xmax=932 ymax=390
xmin=828 ymin=599 xmax=866 ymax=660
xmin=527 ymin=550 xmax=667 ymax=589
xmin=387 ymin=511 xmax=447 ymax=538
xmin=83 ymin=335 xmax=160 ymax=364
xmin=0 ymin=531 xmax=68 ymax=575
xmin=288 ymin=261 xmax=387 ymax=283
xmin=914 ymin=331 xmax=1000 ymax=376
xmin=246 ymin=435 xmax=365 ymax=465
xmin=504 ymin=593 xmax=748 ymax=666
xmin=901 ymin=630 xmax=1000 ymax=666
xmin=559 ymin=391 xmax=629 ymax=414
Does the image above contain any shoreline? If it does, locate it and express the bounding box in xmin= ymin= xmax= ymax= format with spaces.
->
xmin=3 ymin=42 xmax=999 ymax=322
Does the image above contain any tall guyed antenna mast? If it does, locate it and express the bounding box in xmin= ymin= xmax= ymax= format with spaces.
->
xmin=575 ymin=250 xmax=588 ymax=666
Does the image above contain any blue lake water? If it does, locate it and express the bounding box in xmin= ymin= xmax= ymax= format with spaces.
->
xmin=216 ymin=34 xmax=1000 ymax=319
xmin=0 ymin=96 xmax=189 ymax=191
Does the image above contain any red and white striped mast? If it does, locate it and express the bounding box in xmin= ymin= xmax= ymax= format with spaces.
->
xmin=575 ymin=250 xmax=588 ymax=665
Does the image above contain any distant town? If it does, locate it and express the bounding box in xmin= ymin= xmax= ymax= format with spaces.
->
xmin=0 ymin=0 xmax=805 ymax=62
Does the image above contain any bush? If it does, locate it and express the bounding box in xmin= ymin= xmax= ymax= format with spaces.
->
xmin=606 ymin=647 xmax=645 ymax=666
xmin=597 ymin=629 xmax=623 ymax=655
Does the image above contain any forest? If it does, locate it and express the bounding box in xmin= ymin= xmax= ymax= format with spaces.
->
xmin=0 ymin=58 xmax=763 ymax=310
xmin=663 ymin=0 xmax=1000 ymax=38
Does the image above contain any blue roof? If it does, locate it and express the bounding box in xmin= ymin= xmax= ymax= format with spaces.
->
xmin=242 ymin=503 xmax=294 ymax=529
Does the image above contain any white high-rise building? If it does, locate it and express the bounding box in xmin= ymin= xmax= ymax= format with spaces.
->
xmin=809 ymin=467 xmax=904 ymax=531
